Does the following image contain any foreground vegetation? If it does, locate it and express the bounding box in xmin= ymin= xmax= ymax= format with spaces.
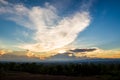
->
xmin=0 ymin=62 xmax=120 ymax=80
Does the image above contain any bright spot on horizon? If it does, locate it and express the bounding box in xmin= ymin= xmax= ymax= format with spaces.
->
xmin=58 ymin=50 xmax=67 ymax=54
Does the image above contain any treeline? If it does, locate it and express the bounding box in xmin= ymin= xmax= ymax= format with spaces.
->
xmin=0 ymin=62 xmax=120 ymax=76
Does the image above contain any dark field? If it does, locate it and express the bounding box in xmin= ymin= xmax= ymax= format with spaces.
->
xmin=0 ymin=61 xmax=120 ymax=80
xmin=1 ymin=72 xmax=102 ymax=80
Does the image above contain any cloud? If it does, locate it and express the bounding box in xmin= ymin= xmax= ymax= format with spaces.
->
xmin=72 ymin=48 xmax=120 ymax=59
xmin=25 ymin=47 xmax=120 ymax=60
xmin=0 ymin=54 xmax=40 ymax=62
xmin=69 ymin=48 xmax=97 ymax=53
xmin=0 ymin=0 xmax=8 ymax=5
xmin=26 ymin=50 xmax=34 ymax=57
xmin=0 ymin=0 xmax=91 ymax=52
xmin=0 ymin=50 xmax=5 ymax=56
xmin=85 ymin=49 xmax=120 ymax=59
xmin=0 ymin=49 xmax=12 ymax=56
xmin=25 ymin=48 xmax=68 ymax=60
xmin=0 ymin=47 xmax=120 ymax=61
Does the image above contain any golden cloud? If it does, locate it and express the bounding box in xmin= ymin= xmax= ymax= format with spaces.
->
xmin=5 ymin=47 xmax=118 ymax=60
xmin=73 ymin=48 xmax=120 ymax=59
xmin=0 ymin=49 xmax=13 ymax=56
xmin=26 ymin=47 xmax=70 ymax=60
xmin=0 ymin=50 xmax=5 ymax=56
xmin=25 ymin=47 xmax=120 ymax=60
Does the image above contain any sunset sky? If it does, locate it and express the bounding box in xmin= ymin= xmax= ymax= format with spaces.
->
xmin=0 ymin=0 xmax=120 ymax=61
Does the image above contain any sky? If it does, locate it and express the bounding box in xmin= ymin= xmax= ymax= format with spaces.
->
xmin=0 ymin=0 xmax=120 ymax=61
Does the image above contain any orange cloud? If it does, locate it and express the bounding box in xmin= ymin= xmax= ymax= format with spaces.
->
xmin=0 ymin=49 xmax=13 ymax=56
xmin=88 ymin=50 xmax=120 ymax=58
xmin=25 ymin=47 xmax=120 ymax=60
xmin=25 ymin=47 xmax=70 ymax=60
xmin=74 ymin=48 xmax=120 ymax=59
xmin=26 ymin=51 xmax=57 ymax=60
xmin=26 ymin=50 xmax=34 ymax=57
xmin=0 ymin=50 xmax=5 ymax=56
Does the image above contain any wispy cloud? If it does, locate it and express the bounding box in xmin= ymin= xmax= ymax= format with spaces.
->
xmin=0 ymin=0 xmax=8 ymax=5
xmin=0 ymin=0 xmax=91 ymax=52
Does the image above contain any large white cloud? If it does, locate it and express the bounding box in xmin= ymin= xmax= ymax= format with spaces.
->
xmin=0 ymin=0 xmax=91 ymax=52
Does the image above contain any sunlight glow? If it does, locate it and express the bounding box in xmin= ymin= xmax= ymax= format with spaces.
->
xmin=58 ymin=50 xmax=66 ymax=54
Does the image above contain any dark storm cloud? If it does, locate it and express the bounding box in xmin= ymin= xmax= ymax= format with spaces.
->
xmin=69 ymin=48 xmax=97 ymax=53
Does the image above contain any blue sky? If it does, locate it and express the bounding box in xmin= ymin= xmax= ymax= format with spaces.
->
xmin=0 ymin=0 xmax=120 ymax=61
xmin=75 ymin=0 xmax=120 ymax=50
xmin=0 ymin=0 xmax=120 ymax=50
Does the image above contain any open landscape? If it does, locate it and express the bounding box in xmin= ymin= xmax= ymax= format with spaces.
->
xmin=0 ymin=60 xmax=120 ymax=80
